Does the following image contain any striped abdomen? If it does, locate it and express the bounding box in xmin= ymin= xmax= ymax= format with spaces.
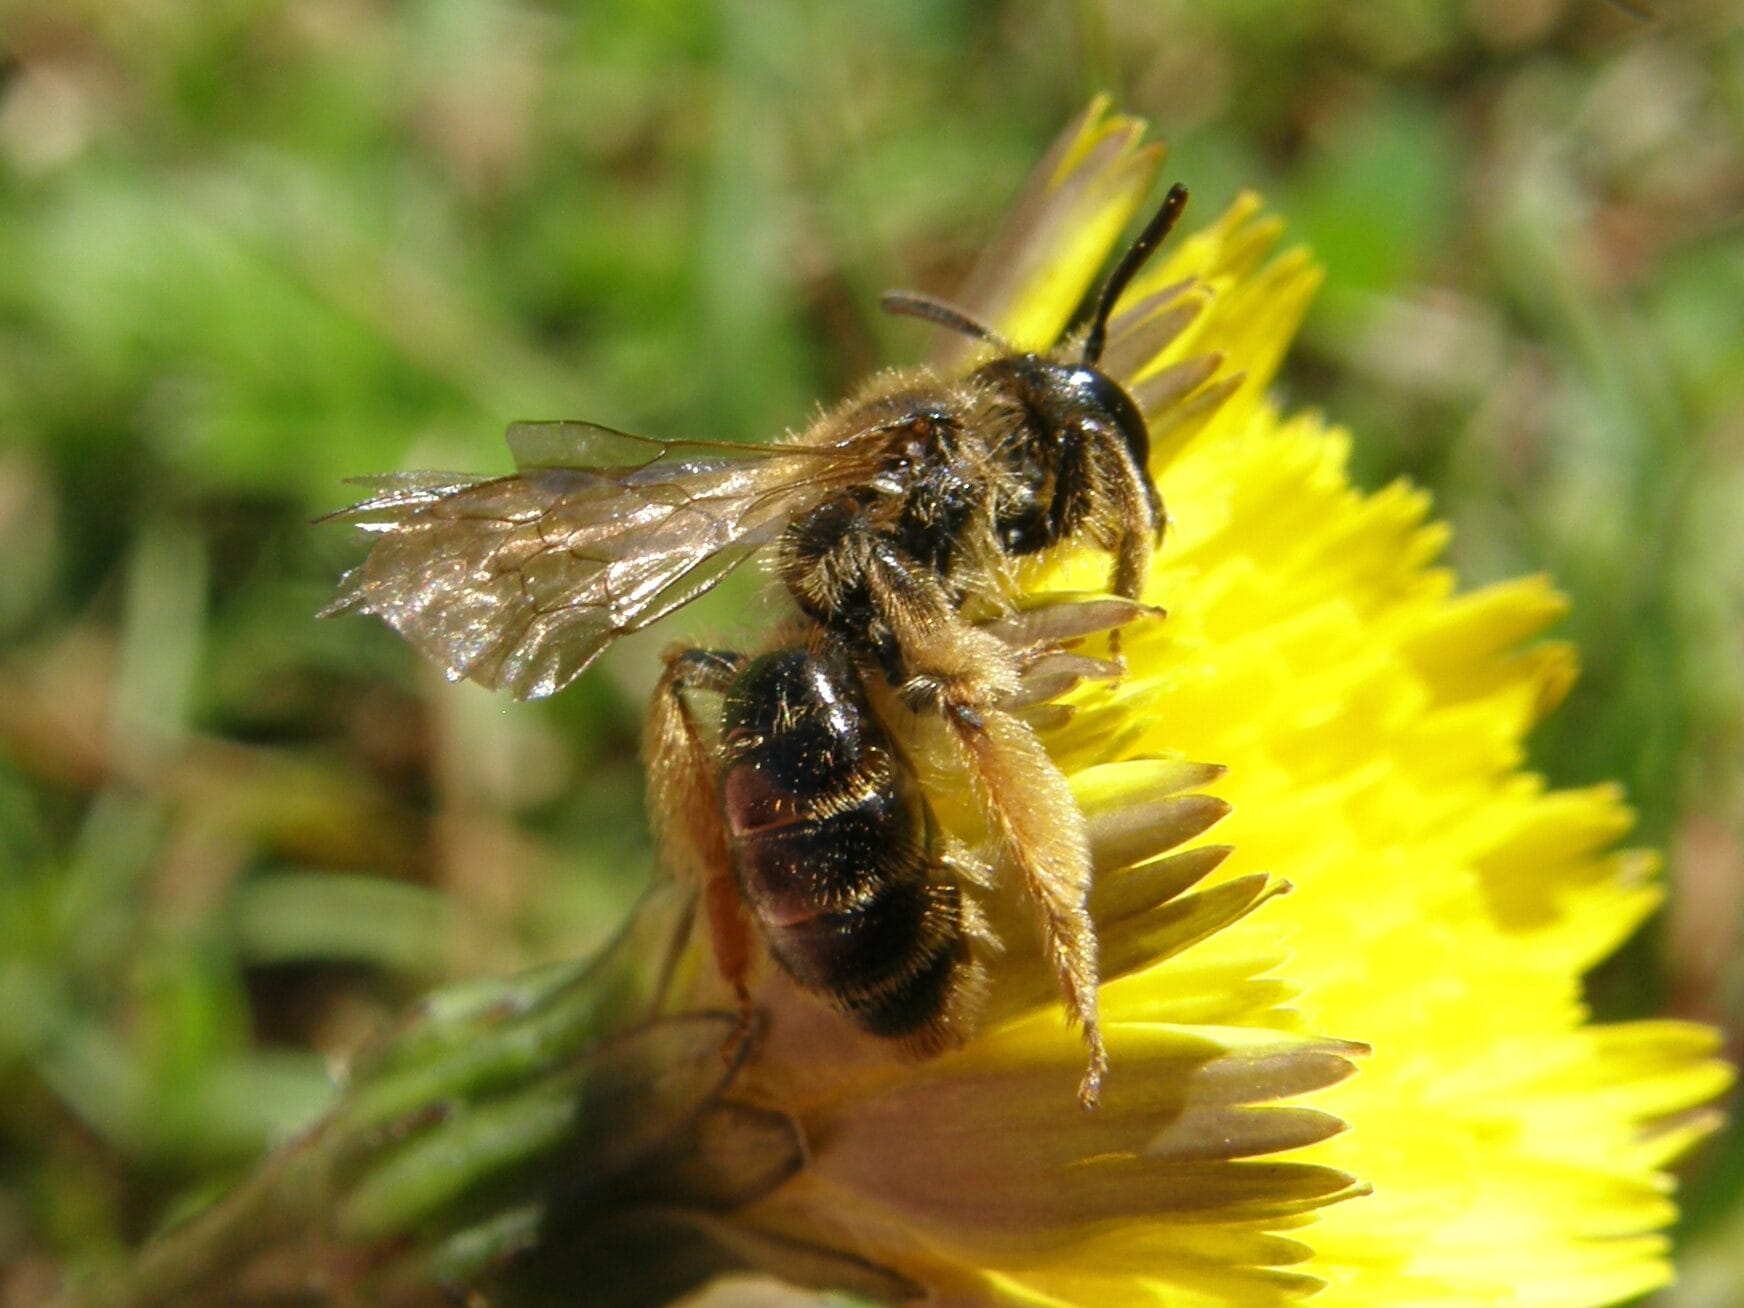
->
xmin=719 ymin=644 xmax=969 ymax=1049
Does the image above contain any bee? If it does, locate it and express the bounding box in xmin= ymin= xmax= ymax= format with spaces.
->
xmin=323 ymin=184 xmax=1192 ymax=1107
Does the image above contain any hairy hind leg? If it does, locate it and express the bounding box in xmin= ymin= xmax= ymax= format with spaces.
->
xmin=644 ymin=646 xmax=752 ymax=1049
xmin=947 ymin=703 xmax=1106 ymax=1107
xmin=859 ymin=546 xmax=1108 ymax=1107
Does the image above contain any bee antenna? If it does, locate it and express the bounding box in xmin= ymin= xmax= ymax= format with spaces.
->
xmin=1082 ymin=182 xmax=1190 ymax=366
xmin=880 ymin=291 xmax=1010 ymax=350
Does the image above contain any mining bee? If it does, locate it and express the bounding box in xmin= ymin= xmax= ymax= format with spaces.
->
xmin=324 ymin=185 xmax=1192 ymax=1107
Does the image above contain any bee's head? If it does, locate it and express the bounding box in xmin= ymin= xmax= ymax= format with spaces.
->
xmin=966 ymin=351 xmax=1160 ymax=558
xmin=879 ymin=183 xmax=1189 ymax=513
xmin=968 ymin=352 xmax=1150 ymax=478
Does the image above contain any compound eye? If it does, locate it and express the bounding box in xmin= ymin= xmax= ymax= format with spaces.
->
xmin=1065 ymin=365 xmax=1151 ymax=472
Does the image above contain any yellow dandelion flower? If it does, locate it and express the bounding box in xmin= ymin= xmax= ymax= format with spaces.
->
xmin=616 ymin=99 xmax=1731 ymax=1307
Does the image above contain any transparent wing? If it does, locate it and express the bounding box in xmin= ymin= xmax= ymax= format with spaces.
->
xmin=321 ymin=425 xmax=865 ymax=700
xmin=503 ymin=418 xmax=832 ymax=472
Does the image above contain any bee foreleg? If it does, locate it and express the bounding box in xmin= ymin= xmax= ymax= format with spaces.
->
xmin=1098 ymin=431 xmax=1163 ymax=665
xmin=645 ymin=646 xmax=755 ymax=1053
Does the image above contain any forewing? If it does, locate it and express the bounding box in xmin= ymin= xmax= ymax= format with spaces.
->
xmin=323 ymin=439 xmax=855 ymax=700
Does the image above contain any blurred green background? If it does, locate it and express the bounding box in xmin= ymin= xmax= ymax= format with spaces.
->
xmin=0 ymin=0 xmax=1739 ymax=1301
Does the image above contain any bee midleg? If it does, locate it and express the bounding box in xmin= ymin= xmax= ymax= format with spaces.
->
xmin=860 ymin=544 xmax=1108 ymax=1107
xmin=1109 ymin=459 xmax=1154 ymax=601
xmin=644 ymin=646 xmax=754 ymax=1050
xmin=860 ymin=537 xmax=1023 ymax=708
